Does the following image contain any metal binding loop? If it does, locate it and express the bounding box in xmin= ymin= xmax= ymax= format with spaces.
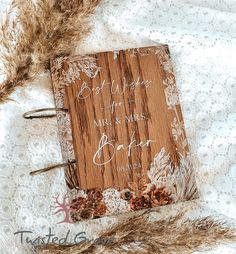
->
xmin=23 ymin=108 xmax=68 ymax=119
xmin=30 ymin=160 xmax=76 ymax=176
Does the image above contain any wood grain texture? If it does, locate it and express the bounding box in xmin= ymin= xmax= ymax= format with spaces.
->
xmin=61 ymin=46 xmax=187 ymax=190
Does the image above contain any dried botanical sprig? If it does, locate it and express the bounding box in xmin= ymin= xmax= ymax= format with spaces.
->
xmin=0 ymin=0 xmax=101 ymax=103
xmin=35 ymin=211 xmax=236 ymax=254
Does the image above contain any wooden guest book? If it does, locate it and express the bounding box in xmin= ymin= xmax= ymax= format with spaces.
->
xmin=50 ymin=45 xmax=198 ymax=221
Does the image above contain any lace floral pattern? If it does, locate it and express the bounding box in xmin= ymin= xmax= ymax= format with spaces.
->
xmin=51 ymin=55 xmax=100 ymax=86
xmin=163 ymin=77 xmax=180 ymax=109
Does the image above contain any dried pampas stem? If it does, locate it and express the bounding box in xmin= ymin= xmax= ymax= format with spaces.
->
xmin=36 ymin=211 xmax=236 ymax=254
xmin=0 ymin=0 xmax=101 ymax=103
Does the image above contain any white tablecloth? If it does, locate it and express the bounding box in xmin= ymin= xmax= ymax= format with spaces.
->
xmin=0 ymin=0 xmax=236 ymax=253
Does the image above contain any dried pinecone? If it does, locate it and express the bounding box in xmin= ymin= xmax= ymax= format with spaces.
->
xmin=130 ymin=195 xmax=152 ymax=211
xmin=70 ymin=211 xmax=79 ymax=223
xmin=87 ymin=189 xmax=103 ymax=202
xmin=79 ymin=208 xmax=94 ymax=220
xmin=94 ymin=203 xmax=107 ymax=217
xmin=70 ymin=189 xmax=107 ymax=222
xmin=149 ymin=186 xmax=172 ymax=206
xmin=70 ymin=197 xmax=86 ymax=210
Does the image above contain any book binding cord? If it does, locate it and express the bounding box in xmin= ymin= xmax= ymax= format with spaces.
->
xmin=23 ymin=107 xmax=68 ymax=119
xmin=23 ymin=108 xmax=76 ymax=175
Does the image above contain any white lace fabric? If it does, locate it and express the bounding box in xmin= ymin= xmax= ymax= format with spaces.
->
xmin=0 ymin=0 xmax=236 ymax=253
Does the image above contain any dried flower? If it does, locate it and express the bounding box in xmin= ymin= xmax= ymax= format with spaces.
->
xmin=36 ymin=211 xmax=236 ymax=254
xmin=0 ymin=0 xmax=101 ymax=103
xmin=149 ymin=186 xmax=172 ymax=206
xmin=120 ymin=189 xmax=134 ymax=201
xmin=130 ymin=195 xmax=152 ymax=211
xmin=70 ymin=188 xmax=107 ymax=222
xmin=102 ymin=188 xmax=131 ymax=214
xmin=94 ymin=203 xmax=107 ymax=217
xmin=79 ymin=208 xmax=94 ymax=220
xmin=128 ymin=174 xmax=148 ymax=196
xmin=87 ymin=188 xmax=103 ymax=202
xmin=70 ymin=197 xmax=86 ymax=210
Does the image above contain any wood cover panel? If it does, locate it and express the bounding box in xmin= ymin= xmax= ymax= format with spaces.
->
xmin=62 ymin=46 xmax=186 ymax=190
